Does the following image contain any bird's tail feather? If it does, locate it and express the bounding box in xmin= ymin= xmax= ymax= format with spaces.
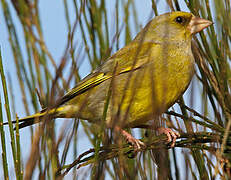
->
xmin=3 ymin=108 xmax=59 ymax=129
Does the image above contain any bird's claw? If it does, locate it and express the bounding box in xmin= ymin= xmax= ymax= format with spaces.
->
xmin=114 ymin=126 xmax=145 ymax=150
xmin=120 ymin=129 xmax=145 ymax=150
xmin=157 ymin=127 xmax=180 ymax=147
xmin=125 ymin=134 xmax=146 ymax=150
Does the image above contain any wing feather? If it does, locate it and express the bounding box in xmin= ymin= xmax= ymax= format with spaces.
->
xmin=57 ymin=41 xmax=159 ymax=106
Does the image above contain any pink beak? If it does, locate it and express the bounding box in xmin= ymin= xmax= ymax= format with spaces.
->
xmin=187 ymin=16 xmax=213 ymax=34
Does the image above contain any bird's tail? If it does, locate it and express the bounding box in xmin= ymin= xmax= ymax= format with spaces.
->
xmin=3 ymin=108 xmax=58 ymax=129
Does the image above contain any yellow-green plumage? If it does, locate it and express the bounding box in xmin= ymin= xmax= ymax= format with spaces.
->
xmin=63 ymin=41 xmax=194 ymax=127
xmin=8 ymin=12 xmax=212 ymax=129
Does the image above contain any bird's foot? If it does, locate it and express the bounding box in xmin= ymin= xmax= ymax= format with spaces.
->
xmin=121 ymin=129 xmax=145 ymax=150
xmin=114 ymin=126 xmax=145 ymax=150
xmin=157 ymin=127 xmax=180 ymax=147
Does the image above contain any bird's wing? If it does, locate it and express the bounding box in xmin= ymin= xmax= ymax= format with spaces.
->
xmin=56 ymin=72 xmax=112 ymax=106
xmin=57 ymin=41 xmax=159 ymax=106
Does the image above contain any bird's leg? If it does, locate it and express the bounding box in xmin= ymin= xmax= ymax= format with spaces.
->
xmin=114 ymin=126 xmax=146 ymax=150
xmin=134 ymin=124 xmax=180 ymax=147
xmin=157 ymin=127 xmax=180 ymax=147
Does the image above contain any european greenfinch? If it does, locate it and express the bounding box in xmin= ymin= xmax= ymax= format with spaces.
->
xmin=4 ymin=11 xmax=212 ymax=149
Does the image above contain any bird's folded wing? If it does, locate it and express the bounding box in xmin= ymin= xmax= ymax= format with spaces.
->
xmin=57 ymin=41 xmax=159 ymax=106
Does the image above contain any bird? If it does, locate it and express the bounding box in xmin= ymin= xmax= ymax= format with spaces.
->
xmin=4 ymin=11 xmax=212 ymax=149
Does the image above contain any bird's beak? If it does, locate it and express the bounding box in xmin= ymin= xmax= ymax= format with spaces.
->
xmin=187 ymin=16 xmax=213 ymax=34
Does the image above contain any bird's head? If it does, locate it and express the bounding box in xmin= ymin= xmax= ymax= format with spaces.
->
xmin=134 ymin=11 xmax=212 ymax=43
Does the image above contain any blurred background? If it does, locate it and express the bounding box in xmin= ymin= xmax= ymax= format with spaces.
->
xmin=0 ymin=0 xmax=231 ymax=179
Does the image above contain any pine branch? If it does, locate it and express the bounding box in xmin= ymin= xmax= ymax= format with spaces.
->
xmin=56 ymin=132 xmax=230 ymax=177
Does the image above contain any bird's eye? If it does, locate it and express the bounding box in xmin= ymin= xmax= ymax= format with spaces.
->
xmin=175 ymin=16 xmax=184 ymax=24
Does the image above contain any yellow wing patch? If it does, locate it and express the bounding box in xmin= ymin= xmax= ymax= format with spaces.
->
xmin=58 ymin=41 xmax=158 ymax=106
